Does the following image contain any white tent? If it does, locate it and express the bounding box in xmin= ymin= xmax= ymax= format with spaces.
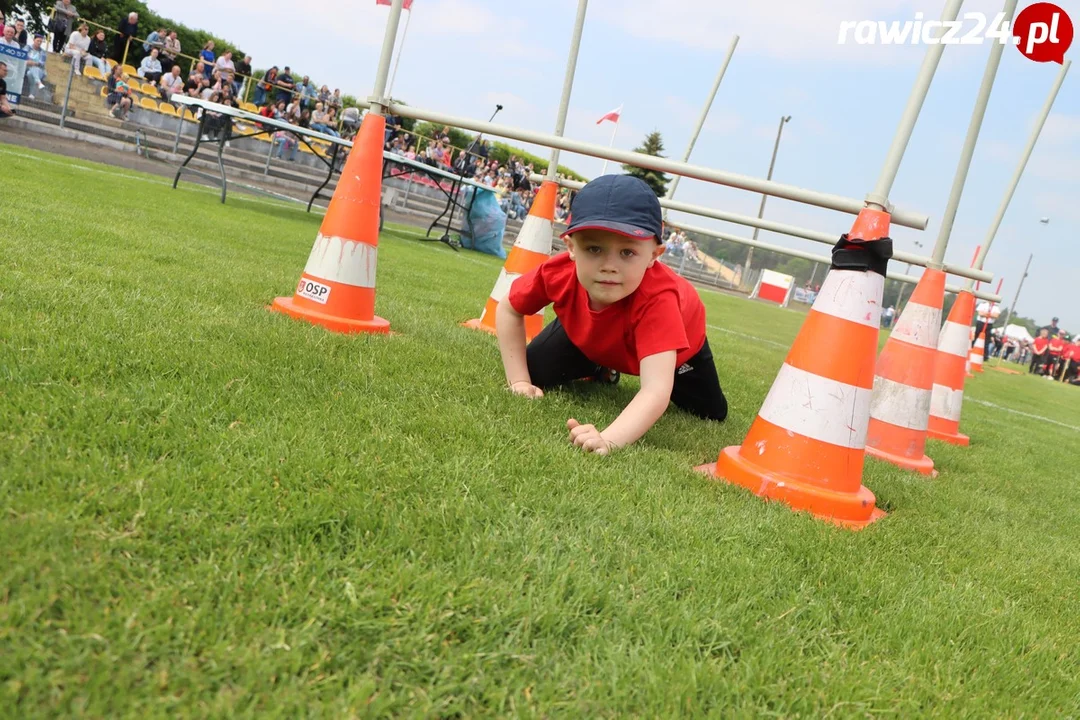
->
xmin=1003 ymin=324 xmax=1034 ymax=343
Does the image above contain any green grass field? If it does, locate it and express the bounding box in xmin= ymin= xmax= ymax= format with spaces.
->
xmin=2 ymin=143 xmax=1080 ymax=717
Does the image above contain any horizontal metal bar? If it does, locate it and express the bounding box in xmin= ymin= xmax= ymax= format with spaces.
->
xmin=676 ymin=220 xmax=1001 ymax=302
xmin=389 ymin=102 xmax=930 ymax=230
xmin=534 ymin=174 xmax=991 ymax=283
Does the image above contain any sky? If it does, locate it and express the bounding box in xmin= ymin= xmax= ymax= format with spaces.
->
xmin=146 ymin=0 xmax=1079 ymax=328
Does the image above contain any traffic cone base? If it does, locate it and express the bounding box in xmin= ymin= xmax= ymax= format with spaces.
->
xmin=927 ymin=426 xmax=970 ymax=446
xmin=271 ymin=296 xmax=390 ymax=334
xmin=464 ymin=181 xmax=557 ymax=341
xmin=865 ymin=440 xmax=937 ymax=477
xmin=698 ymin=446 xmax=885 ymax=530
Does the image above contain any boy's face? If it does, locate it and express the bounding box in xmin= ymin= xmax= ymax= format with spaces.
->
xmin=566 ymin=229 xmax=664 ymax=310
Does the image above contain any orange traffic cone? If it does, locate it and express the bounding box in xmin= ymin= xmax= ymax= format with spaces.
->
xmin=697 ymin=208 xmax=892 ymax=529
xmin=927 ymin=290 xmax=976 ymax=446
xmin=864 ymin=267 xmax=945 ymax=476
xmin=271 ymin=113 xmax=390 ymax=334
xmin=462 ymin=181 xmax=558 ymax=341
xmin=967 ymin=311 xmax=987 ymax=375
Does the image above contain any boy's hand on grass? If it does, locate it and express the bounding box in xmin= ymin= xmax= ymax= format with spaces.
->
xmin=509 ymin=381 xmax=544 ymax=399
xmin=567 ymin=418 xmax=617 ymax=456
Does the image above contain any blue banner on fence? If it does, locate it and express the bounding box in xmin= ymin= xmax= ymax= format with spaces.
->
xmin=0 ymin=43 xmax=29 ymax=106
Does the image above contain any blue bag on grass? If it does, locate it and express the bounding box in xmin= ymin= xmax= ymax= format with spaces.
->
xmin=458 ymin=186 xmax=508 ymax=259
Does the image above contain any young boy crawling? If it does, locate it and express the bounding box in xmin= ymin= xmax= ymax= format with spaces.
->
xmin=496 ymin=175 xmax=728 ymax=455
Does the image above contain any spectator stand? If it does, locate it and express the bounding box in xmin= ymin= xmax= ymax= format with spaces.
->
xmin=168 ymin=95 xmax=496 ymax=249
xmin=46 ymin=12 xmax=301 ymax=112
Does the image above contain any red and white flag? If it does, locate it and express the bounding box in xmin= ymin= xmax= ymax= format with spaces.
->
xmin=376 ymin=0 xmax=414 ymax=9
xmin=596 ymin=104 xmax=622 ymax=125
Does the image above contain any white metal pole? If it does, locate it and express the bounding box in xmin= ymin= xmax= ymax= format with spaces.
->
xmin=930 ymin=0 xmax=1015 ymax=268
xmin=665 ymin=34 xmax=739 ymax=204
xmin=1001 ymin=252 xmax=1033 ymax=330
xmin=369 ymin=0 xmax=407 ymax=115
xmin=386 ymin=6 xmax=411 ymax=100
xmin=548 ymin=0 xmax=589 ymax=180
xmin=389 ymin=102 xmax=931 ymax=229
xmin=529 ymin=173 xmax=990 ymax=283
xmin=600 ymin=117 xmax=619 ymax=176
xmin=865 ymin=0 xmax=963 ymax=210
xmin=966 ymin=59 xmax=1070 ymax=281
xmin=744 ymin=115 xmax=790 ymax=283
xmin=674 ymin=219 xmax=1002 ymax=303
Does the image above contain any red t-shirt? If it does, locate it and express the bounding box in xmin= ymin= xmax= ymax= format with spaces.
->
xmin=1065 ymin=343 xmax=1080 ymax=361
xmin=508 ymin=252 xmax=707 ymax=376
xmin=1033 ymin=337 xmax=1049 ymax=354
xmin=1049 ymin=338 xmax=1066 ymax=355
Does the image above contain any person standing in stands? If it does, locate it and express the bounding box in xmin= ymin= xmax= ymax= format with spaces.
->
xmin=50 ymin=0 xmax=78 ymax=53
xmin=160 ymin=31 xmax=180 ymax=74
xmin=233 ymin=54 xmax=251 ymax=96
xmin=199 ymin=40 xmax=215 ymax=68
xmin=275 ymin=66 xmax=295 ymax=105
xmin=253 ymin=65 xmax=277 ymax=107
xmin=112 ymin=12 xmax=138 ymax=62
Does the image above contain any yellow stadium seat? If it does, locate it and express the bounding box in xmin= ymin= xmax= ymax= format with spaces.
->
xmin=183 ymin=109 xmax=198 ymax=122
xmin=158 ymin=103 xmax=178 ymax=116
xmin=240 ymin=102 xmax=257 ymax=113
xmin=142 ymin=82 xmax=158 ymax=95
xmin=299 ymin=143 xmax=315 ymax=154
xmin=83 ymin=66 xmax=105 ymax=82
xmin=100 ymin=86 xmax=109 ymax=97
xmin=139 ymin=97 xmax=159 ymax=111
xmin=106 ymin=58 xmax=117 ymax=68
xmin=121 ymin=64 xmax=138 ymax=77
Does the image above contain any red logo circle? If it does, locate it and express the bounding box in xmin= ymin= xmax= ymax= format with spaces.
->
xmin=1013 ymin=3 xmax=1073 ymax=63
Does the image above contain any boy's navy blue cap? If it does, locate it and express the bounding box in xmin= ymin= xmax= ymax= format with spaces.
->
xmin=560 ymin=174 xmax=663 ymax=242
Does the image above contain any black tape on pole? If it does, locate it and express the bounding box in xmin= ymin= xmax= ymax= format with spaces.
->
xmin=831 ymin=235 xmax=893 ymax=277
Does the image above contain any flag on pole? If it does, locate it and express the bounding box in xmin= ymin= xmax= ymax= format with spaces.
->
xmin=596 ymin=105 xmax=622 ymax=125
xmin=376 ymin=0 xmax=414 ymax=9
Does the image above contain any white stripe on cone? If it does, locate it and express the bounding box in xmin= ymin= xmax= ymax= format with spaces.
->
xmin=939 ymin=321 xmax=970 ymax=357
xmin=969 ymin=339 xmax=985 ymax=365
xmin=811 ymin=270 xmax=885 ymax=328
xmin=513 ymin=214 xmax=554 ymax=254
xmin=303 ymin=233 xmax=377 ymax=288
xmin=488 ymin=268 xmax=519 ymax=304
xmin=889 ymin=302 xmax=942 ymax=349
xmin=869 ymin=376 xmax=932 ymax=430
xmin=478 ymin=268 xmax=542 ymax=324
xmin=930 ymin=383 xmax=964 ymax=422
xmin=757 ymin=363 xmax=873 ymax=449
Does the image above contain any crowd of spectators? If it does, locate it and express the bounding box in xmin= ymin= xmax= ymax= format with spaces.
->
xmin=380 ymin=121 xmax=551 ymax=220
xmin=2 ymin=5 xmax=577 ymax=219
